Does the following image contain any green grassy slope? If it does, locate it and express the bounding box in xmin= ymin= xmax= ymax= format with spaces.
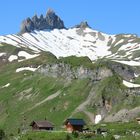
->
xmin=0 ymin=51 xmax=95 ymax=135
xmin=0 ymin=44 xmax=140 ymax=139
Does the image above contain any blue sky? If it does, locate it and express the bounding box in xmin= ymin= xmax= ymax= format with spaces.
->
xmin=0 ymin=0 xmax=140 ymax=36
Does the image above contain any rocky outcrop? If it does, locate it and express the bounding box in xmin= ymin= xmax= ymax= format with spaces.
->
xmin=107 ymin=62 xmax=135 ymax=81
xmin=38 ymin=63 xmax=113 ymax=81
xmin=104 ymin=107 xmax=140 ymax=122
xmin=20 ymin=9 xmax=65 ymax=34
xmin=74 ymin=21 xmax=90 ymax=29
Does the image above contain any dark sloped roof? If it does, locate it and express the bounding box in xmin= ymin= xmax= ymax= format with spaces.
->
xmin=30 ymin=120 xmax=54 ymax=128
xmin=64 ymin=118 xmax=86 ymax=126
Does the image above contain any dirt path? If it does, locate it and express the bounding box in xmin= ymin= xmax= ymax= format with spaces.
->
xmin=73 ymin=87 xmax=95 ymax=113
xmin=71 ymin=86 xmax=96 ymax=123
xmin=21 ymin=90 xmax=61 ymax=114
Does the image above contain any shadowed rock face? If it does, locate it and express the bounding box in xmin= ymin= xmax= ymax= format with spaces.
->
xmin=20 ymin=9 xmax=65 ymax=34
xmin=20 ymin=18 xmax=34 ymax=33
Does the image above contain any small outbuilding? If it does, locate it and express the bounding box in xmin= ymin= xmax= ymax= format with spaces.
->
xmin=30 ymin=120 xmax=54 ymax=131
xmin=64 ymin=118 xmax=86 ymax=132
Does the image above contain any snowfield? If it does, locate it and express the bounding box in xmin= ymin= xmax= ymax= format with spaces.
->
xmin=0 ymin=27 xmax=140 ymax=63
xmin=0 ymin=28 xmax=114 ymax=61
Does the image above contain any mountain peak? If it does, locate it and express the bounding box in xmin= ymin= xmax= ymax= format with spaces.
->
xmin=46 ymin=8 xmax=55 ymax=15
xmin=20 ymin=9 xmax=65 ymax=34
xmin=74 ymin=21 xmax=90 ymax=29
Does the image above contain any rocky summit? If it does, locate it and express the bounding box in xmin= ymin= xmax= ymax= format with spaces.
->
xmin=74 ymin=21 xmax=90 ymax=29
xmin=20 ymin=8 xmax=65 ymax=33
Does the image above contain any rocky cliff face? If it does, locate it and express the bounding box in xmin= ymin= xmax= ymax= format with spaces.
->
xmin=107 ymin=62 xmax=135 ymax=80
xmin=38 ymin=61 xmax=140 ymax=123
xmin=38 ymin=63 xmax=113 ymax=81
xmin=20 ymin=9 xmax=65 ymax=34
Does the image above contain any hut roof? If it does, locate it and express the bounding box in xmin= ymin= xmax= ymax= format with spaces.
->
xmin=64 ymin=118 xmax=86 ymax=126
xmin=30 ymin=120 xmax=54 ymax=128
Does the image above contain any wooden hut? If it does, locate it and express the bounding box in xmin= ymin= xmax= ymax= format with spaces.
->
xmin=64 ymin=118 xmax=86 ymax=132
xmin=30 ymin=120 xmax=54 ymax=131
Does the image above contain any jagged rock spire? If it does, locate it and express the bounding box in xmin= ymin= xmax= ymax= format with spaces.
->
xmin=46 ymin=8 xmax=65 ymax=30
xmin=46 ymin=8 xmax=55 ymax=15
xmin=20 ymin=18 xmax=34 ymax=34
xmin=20 ymin=9 xmax=65 ymax=34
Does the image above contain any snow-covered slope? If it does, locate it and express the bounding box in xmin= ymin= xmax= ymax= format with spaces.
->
xmin=0 ymin=27 xmax=112 ymax=60
xmin=0 ymin=27 xmax=140 ymax=65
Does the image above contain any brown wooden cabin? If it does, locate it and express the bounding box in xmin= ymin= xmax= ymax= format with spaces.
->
xmin=30 ymin=120 xmax=54 ymax=131
xmin=64 ymin=118 xmax=86 ymax=132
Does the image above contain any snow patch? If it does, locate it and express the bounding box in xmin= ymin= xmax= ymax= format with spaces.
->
xmin=1 ymin=28 xmax=140 ymax=63
xmin=118 ymin=43 xmax=137 ymax=51
xmin=18 ymin=51 xmax=39 ymax=60
xmin=134 ymin=57 xmax=140 ymax=61
xmin=8 ymin=55 xmax=18 ymax=62
xmin=112 ymin=60 xmax=140 ymax=66
xmin=16 ymin=67 xmax=39 ymax=72
xmin=123 ymin=35 xmax=133 ymax=38
xmin=134 ymin=73 xmax=140 ymax=78
xmin=123 ymin=80 xmax=140 ymax=88
xmin=115 ymin=39 xmax=124 ymax=46
xmin=95 ymin=114 xmax=102 ymax=124
xmin=2 ymin=83 xmax=10 ymax=88
xmin=0 ymin=53 xmax=6 ymax=57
